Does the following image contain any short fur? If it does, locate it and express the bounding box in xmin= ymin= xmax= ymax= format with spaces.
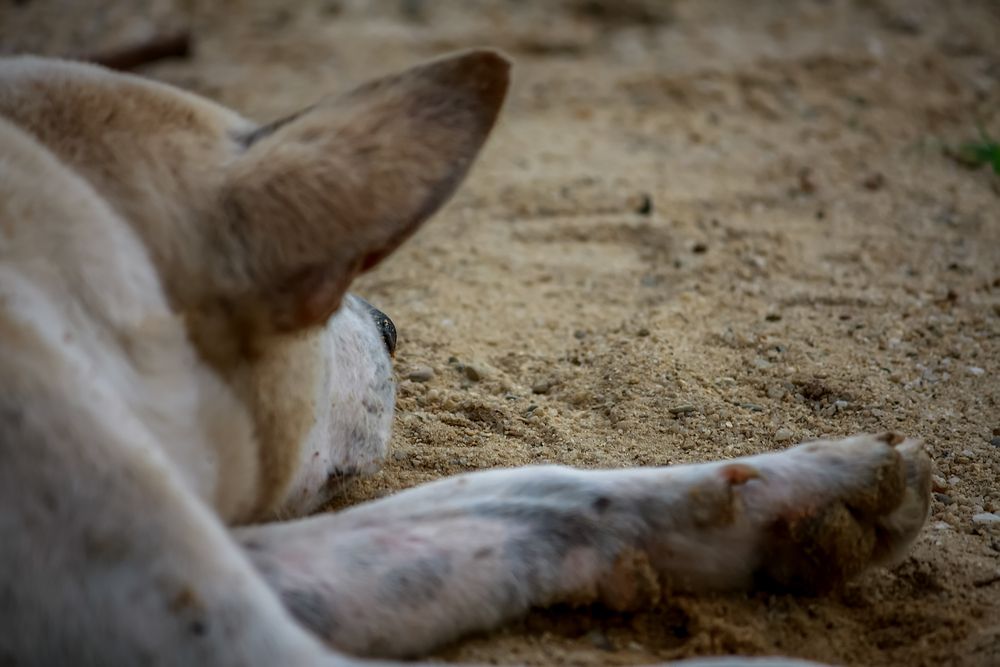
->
xmin=0 ymin=51 xmax=931 ymax=667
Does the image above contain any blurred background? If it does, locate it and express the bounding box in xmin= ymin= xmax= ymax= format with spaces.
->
xmin=2 ymin=2 xmax=998 ymax=666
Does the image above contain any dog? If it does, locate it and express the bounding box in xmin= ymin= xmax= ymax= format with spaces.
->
xmin=0 ymin=49 xmax=932 ymax=666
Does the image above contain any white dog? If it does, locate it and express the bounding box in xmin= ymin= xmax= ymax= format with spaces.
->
xmin=0 ymin=49 xmax=931 ymax=666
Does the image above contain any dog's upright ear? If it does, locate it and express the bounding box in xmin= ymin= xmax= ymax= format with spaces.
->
xmin=212 ymin=49 xmax=509 ymax=334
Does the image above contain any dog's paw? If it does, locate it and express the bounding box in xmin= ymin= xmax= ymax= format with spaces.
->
xmin=649 ymin=433 xmax=932 ymax=593
xmin=750 ymin=433 xmax=931 ymax=591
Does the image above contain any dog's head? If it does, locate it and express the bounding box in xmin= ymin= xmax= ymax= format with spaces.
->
xmin=0 ymin=50 xmax=509 ymax=517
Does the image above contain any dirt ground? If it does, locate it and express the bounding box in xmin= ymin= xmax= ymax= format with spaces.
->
xmin=4 ymin=1 xmax=999 ymax=665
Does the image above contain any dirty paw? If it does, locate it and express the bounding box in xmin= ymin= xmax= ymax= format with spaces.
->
xmin=637 ymin=433 xmax=932 ymax=595
xmin=742 ymin=433 xmax=932 ymax=592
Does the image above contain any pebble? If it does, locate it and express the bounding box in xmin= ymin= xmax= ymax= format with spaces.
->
xmin=635 ymin=193 xmax=653 ymax=216
xmin=934 ymin=493 xmax=954 ymax=506
xmin=532 ymin=378 xmax=557 ymax=395
xmin=931 ymin=474 xmax=948 ymax=491
xmin=669 ymin=404 xmax=697 ymax=416
xmin=990 ymin=437 xmax=1000 ymax=448
xmin=972 ymin=512 xmax=1000 ymax=525
xmin=862 ymin=172 xmax=885 ymax=190
xmin=774 ymin=427 xmax=794 ymax=442
xmin=407 ymin=366 xmax=435 ymax=382
xmin=462 ymin=363 xmax=487 ymax=381
xmin=967 ymin=366 xmax=985 ymax=376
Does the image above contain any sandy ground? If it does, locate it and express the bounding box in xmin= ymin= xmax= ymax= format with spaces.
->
xmin=3 ymin=1 xmax=999 ymax=665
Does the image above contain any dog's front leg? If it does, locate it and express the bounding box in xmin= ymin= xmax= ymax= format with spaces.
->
xmin=237 ymin=433 xmax=930 ymax=659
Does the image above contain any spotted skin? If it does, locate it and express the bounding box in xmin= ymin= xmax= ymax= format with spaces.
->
xmin=237 ymin=434 xmax=930 ymax=658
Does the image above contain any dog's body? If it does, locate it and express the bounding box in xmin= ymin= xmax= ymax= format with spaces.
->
xmin=0 ymin=51 xmax=931 ymax=666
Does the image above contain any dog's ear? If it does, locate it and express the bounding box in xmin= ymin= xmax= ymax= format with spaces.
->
xmin=213 ymin=49 xmax=509 ymax=333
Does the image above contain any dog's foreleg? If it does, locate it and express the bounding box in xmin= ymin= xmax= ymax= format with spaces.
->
xmin=237 ymin=433 xmax=930 ymax=658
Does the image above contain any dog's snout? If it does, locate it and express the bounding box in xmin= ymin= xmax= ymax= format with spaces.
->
xmin=371 ymin=307 xmax=396 ymax=356
xmin=354 ymin=297 xmax=396 ymax=356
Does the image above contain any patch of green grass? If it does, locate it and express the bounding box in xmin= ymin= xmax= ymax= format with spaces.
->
xmin=949 ymin=134 xmax=1000 ymax=174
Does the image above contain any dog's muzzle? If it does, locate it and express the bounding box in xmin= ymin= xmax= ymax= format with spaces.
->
xmin=355 ymin=296 xmax=397 ymax=356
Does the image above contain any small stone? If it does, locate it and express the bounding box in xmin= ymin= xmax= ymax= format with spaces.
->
xmin=862 ymin=173 xmax=885 ymax=190
xmin=463 ymin=364 xmax=487 ymax=381
xmin=635 ymin=193 xmax=653 ymax=216
xmin=637 ymin=327 xmax=651 ymax=337
xmin=991 ymin=437 xmax=1000 ymax=448
xmin=931 ymin=474 xmax=948 ymax=492
xmin=765 ymin=313 xmax=782 ymax=322
xmin=798 ymin=167 xmax=817 ymax=194
xmin=692 ymin=241 xmax=708 ymax=254
xmin=407 ymin=366 xmax=435 ymax=382
xmin=574 ymin=329 xmax=587 ymax=339
xmin=669 ymin=404 xmax=697 ymax=416
xmin=532 ymin=378 xmax=557 ymax=395
xmin=934 ymin=493 xmax=954 ymax=506
xmin=967 ymin=366 xmax=985 ymax=376
xmin=972 ymin=512 xmax=1000 ymax=525
xmin=774 ymin=427 xmax=794 ymax=442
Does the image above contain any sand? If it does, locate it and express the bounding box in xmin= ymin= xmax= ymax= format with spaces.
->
xmin=3 ymin=1 xmax=998 ymax=664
